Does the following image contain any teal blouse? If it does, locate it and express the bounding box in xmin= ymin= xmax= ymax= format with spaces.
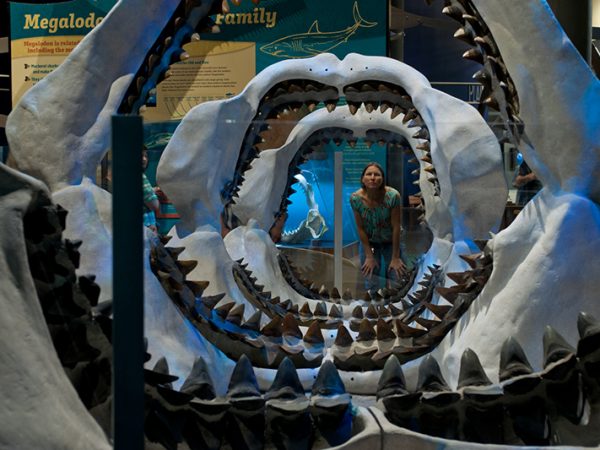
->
xmin=350 ymin=188 xmax=400 ymax=243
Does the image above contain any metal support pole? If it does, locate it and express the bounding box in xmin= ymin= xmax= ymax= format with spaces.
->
xmin=334 ymin=150 xmax=343 ymax=292
xmin=112 ymin=115 xmax=145 ymax=450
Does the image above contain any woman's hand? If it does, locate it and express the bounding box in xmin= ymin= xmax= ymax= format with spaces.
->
xmin=388 ymin=257 xmax=406 ymax=277
xmin=361 ymin=256 xmax=379 ymax=277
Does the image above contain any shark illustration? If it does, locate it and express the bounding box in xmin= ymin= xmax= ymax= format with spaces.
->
xmin=260 ymin=2 xmax=377 ymax=59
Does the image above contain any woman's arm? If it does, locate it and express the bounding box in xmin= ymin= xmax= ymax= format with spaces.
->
xmin=353 ymin=209 xmax=378 ymax=277
xmin=389 ymin=204 xmax=406 ymax=276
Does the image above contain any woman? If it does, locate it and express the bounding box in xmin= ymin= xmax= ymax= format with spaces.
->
xmin=350 ymin=162 xmax=406 ymax=293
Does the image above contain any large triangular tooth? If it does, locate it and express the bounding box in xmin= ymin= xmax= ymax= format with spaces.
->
xmin=166 ymin=246 xmax=186 ymax=258
xmin=215 ymin=301 xmax=236 ymax=319
xmin=242 ymin=310 xmax=262 ymax=332
xmin=402 ymin=108 xmax=418 ymax=124
xmin=269 ymin=296 xmax=281 ymax=305
xmin=442 ymin=5 xmax=466 ymax=22
xmin=463 ymin=47 xmax=484 ymax=64
xmin=303 ymin=321 xmax=324 ymax=345
xmin=390 ymin=105 xmax=404 ymax=119
xmin=312 ymin=360 xmax=347 ymax=397
xmin=342 ymin=289 xmax=353 ymax=301
xmin=176 ymin=259 xmax=198 ymax=276
xmin=227 ymin=354 xmax=261 ymax=399
xmin=299 ymin=302 xmax=312 ymax=317
xmin=499 ymin=336 xmax=534 ymax=381
xmin=577 ymin=311 xmax=600 ymax=358
xmin=357 ymin=318 xmax=377 ymax=342
xmin=457 ymin=348 xmax=492 ymax=388
xmin=329 ymin=304 xmax=343 ymax=319
xmin=282 ymin=313 xmax=303 ymax=339
xmin=453 ymin=26 xmax=475 ymax=44
xmin=314 ymin=301 xmax=328 ymax=317
xmin=347 ymin=102 xmax=360 ymax=115
xmin=395 ymin=320 xmax=427 ymax=338
xmin=415 ymin=316 xmax=441 ymax=330
xmin=388 ymin=303 xmax=402 ymax=317
xmin=318 ymin=285 xmax=330 ymax=298
xmin=331 ymin=287 xmax=341 ymax=299
xmin=424 ymin=302 xmax=451 ymax=320
xmin=417 ymin=355 xmax=450 ymax=392
xmin=352 ymin=305 xmax=364 ymax=319
xmin=543 ymin=326 xmax=575 ymax=368
xmin=280 ymin=299 xmax=293 ymax=311
xmin=325 ymin=100 xmax=337 ymax=112
xmin=362 ymin=291 xmax=371 ymax=302
xmin=446 ymin=271 xmax=470 ymax=285
xmin=261 ymin=316 xmax=283 ymax=338
xmin=412 ymin=127 xmax=430 ymax=140
xmin=377 ymin=305 xmax=391 ymax=318
xmin=473 ymin=68 xmax=491 ymax=84
xmin=266 ymin=357 xmax=306 ymax=401
xmin=180 ymin=357 xmax=216 ymax=400
xmin=377 ymin=355 xmax=408 ymax=399
xmin=185 ymin=280 xmax=210 ymax=297
xmin=435 ymin=286 xmax=460 ymax=304
xmin=365 ymin=303 xmax=379 ymax=319
xmin=334 ymin=324 xmax=354 ymax=347
xmin=226 ymin=303 xmax=245 ymax=326
xmin=416 ymin=141 xmax=430 ymax=151
xmin=202 ymin=293 xmax=226 ymax=310
xmin=376 ymin=319 xmax=396 ymax=341
xmin=400 ymin=298 xmax=413 ymax=311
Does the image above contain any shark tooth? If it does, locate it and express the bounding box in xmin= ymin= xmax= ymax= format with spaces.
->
xmin=202 ymin=293 xmax=226 ymax=310
xmin=241 ymin=310 xmax=262 ymax=332
xmin=417 ymin=355 xmax=451 ymax=392
xmin=325 ymin=100 xmax=337 ymax=112
xmin=390 ymin=105 xmax=404 ymax=119
xmin=318 ymin=285 xmax=330 ymax=298
xmin=334 ymin=324 xmax=354 ymax=347
xmin=227 ymin=354 xmax=262 ymax=399
xmin=330 ymin=287 xmax=341 ymax=299
xmin=312 ymin=360 xmax=347 ymax=397
xmin=412 ymin=127 xmax=430 ymax=140
xmin=282 ymin=313 xmax=302 ymax=340
xmin=424 ymin=302 xmax=451 ymax=320
xmin=395 ymin=320 xmax=427 ymax=338
xmin=457 ymin=348 xmax=493 ymax=388
xmin=543 ymin=326 xmax=576 ymax=368
xmin=299 ymin=302 xmax=312 ymax=317
xmin=376 ymin=319 xmax=396 ymax=341
xmin=377 ymin=305 xmax=391 ymax=318
xmin=329 ymin=304 xmax=343 ymax=319
xmin=180 ymin=357 xmax=216 ymax=400
xmin=166 ymin=246 xmax=185 ymax=258
xmin=442 ymin=5 xmax=466 ymax=22
xmin=415 ymin=316 xmax=441 ymax=330
xmin=265 ymin=357 xmax=306 ymax=401
xmin=377 ymin=355 xmax=408 ymax=399
xmin=342 ymin=289 xmax=353 ymax=301
xmin=357 ymin=319 xmax=377 ymax=342
xmin=388 ymin=303 xmax=402 ymax=317
xmin=577 ymin=311 xmax=600 ymax=358
xmin=499 ymin=336 xmax=535 ymax=382
xmin=314 ymin=302 xmax=327 ymax=317
xmin=462 ymin=47 xmax=484 ymax=64
xmin=352 ymin=305 xmax=364 ymax=319
xmin=214 ymin=301 xmax=236 ymax=319
xmin=365 ymin=304 xmax=379 ymax=319
xmin=261 ymin=316 xmax=283 ymax=338
xmin=303 ymin=321 xmax=324 ymax=345
xmin=402 ymin=108 xmax=418 ymax=124
xmin=176 ymin=259 xmax=198 ymax=276
xmin=185 ymin=280 xmax=210 ymax=297
xmin=454 ymin=26 xmax=475 ymax=45
xmin=225 ymin=303 xmax=245 ymax=326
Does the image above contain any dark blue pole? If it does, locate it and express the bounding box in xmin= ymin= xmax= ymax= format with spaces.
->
xmin=112 ymin=115 xmax=145 ymax=450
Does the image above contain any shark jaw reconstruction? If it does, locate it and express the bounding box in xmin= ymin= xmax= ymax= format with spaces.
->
xmin=2 ymin=0 xmax=600 ymax=448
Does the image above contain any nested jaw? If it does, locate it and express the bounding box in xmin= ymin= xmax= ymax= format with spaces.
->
xmin=153 ymin=52 xmax=506 ymax=375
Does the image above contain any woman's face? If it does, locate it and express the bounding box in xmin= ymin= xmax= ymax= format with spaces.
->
xmin=362 ymin=165 xmax=383 ymax=189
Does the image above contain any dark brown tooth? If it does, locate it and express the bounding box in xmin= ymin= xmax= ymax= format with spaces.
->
xmin=379 ymin=101 xmax=392 ymax=113
xmin=261 ymin=316 xmax=283 ymax=338
xmin=482 ymin=95 xmax=500 ymax=111
xmin=299 ymin=302 xmax=312 ymax=317
xmin=416 ymin=141 xmax=430 ymax=151
xmin=402 ymin=108 xmax=418 ymax=124
xmin=167 ymin=246 xmax=186 ymax=258
xmin=270 ymin=296 xmax=281 ymax=305
xmin=447 ymin=271 xmax=471 ymax=285
xmin=389 ymin=303 xmax=402 ymax=316
xmin=435 ymin=285 xmax=464 ymax=304
xmin=303 ymin=321 xmax=324 ymax=345
xmin=442 ymin=5 xmax=466 ymax=22
xmin=421 ymin=154 xmax=432 ymax=164
xmin=472 ymin=68 xmax=491 ymax=84
xmin=185 ymin=280 xmax=210 ymax=297
xmin=395 ymin=319 xmax=427 ymax=338
xmin=202 ymin=293 xmax=226 ymax=310
xmin=415 ymin=316 xmax=441 ymax=330
xmin=289 ymin=304 xmax=299 ymax=314
xmin=424 ymin=302 xmax=452 ymax=320
xmin=459 ymin=252 xmax=483 ymax=268
xmin=159 ymin=235 xmax=173 ymax=245
xmin=325 ymin=100 xmax=337 ymax=112
xmin=314 ymin=302 xmax=327 ymax=317
xmin=176 ymin=259 xmax=198 ymax=276
xmin=357 ymin=319 xmax=377 ymax=341
xmin=225 ymin=303 xmax=245 ymax=326
xmin=453 ymin=26 xmax=475 ymax=45
xmin=282 ymin=313 xmax=303 ymax=339
xmin=366 ymin=304 xmax=379 ymax=319
xmin=329 ymin=304 xmax=343 ymax=319
xmin=390 ymin=105 xmax=404 ymax=119
xmin=342 ymin=289 xmax=353 ymax=301
xmin=376 ymin=319 xmax=396 ymax=341
xmin=335 ymin=324 xmax=354 ymax=347
xmin=306 ymin=102 xmax=318 ymax=112
xmin=331 ymin=287 xmax=341 ymax=299
xmin=462 ymin=47 xmax=484 ymax=64
xmin=412 ymin=128 xmax=430 ymax=140
xmin=242 ymin=310 xmax=262 ymax=331
xmin=280 ymin=299 xmax=293 ymax=311
xmin=348 ymin=102 xmax=360 ymax=115
xmin=378 ymin=305 xmax=391 ymax=318
xmin=318 ymin=285 xmax=330 ymax=298
xmin=352 ymin=305 xmax=364 ymax=319
xmin=215 ymin=302 xmax=236 ymax=319
xmin=362 ymin=291 xmax=371 ymax=302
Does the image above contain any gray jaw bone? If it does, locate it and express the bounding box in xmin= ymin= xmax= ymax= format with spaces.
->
xmin=6 ymin=0 xmax=183 ymax=191
xmin=471 ymin=0 xmax=600 ymax=202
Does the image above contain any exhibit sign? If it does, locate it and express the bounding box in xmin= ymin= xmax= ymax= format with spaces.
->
xmin=9 ymin=0 xmax=117 ymax=105
xmin=142 ymin=0 xmax=387 ymax=123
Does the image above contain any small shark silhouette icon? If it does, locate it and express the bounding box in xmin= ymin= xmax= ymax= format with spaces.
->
xmin=260 ymin=2 xmax=377 ymax=59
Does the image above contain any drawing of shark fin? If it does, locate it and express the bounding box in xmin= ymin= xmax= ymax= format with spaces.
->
xmin=308 ymin=20 xmax=321 ymax=34
xmin=353 ymin=1 xmax=377 ymax=28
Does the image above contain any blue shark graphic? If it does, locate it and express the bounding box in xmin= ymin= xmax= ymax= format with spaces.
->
xmin=260 ymin=2 xmax=377 ymax=59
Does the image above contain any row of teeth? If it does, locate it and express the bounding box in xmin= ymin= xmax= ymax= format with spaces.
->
xmin=442 ymin=0 xmax=522 ymax=141
xmin=151 ymin=234 xmax=493 ymax=369
xmin=222 ymin=78 xmax=441 ymax=229
xmin=144 ymin=311 xmax=600 ymax=448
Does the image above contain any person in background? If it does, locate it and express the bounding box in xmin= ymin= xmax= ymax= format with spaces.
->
xmin=514 ymin=158 xmax=542 ymax=205
xmin=142 ymin=147 xmax=160 ymax=233
xmin=350 ymin=162 xmax=406 ymax=294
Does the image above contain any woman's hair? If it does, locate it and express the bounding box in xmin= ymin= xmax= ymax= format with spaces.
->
xmin=360 ymin=162 xmax=386 ymax=192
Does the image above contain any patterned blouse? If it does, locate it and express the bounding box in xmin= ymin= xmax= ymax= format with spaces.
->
xmin=350 ymin=188 xmax=400 ymax=243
